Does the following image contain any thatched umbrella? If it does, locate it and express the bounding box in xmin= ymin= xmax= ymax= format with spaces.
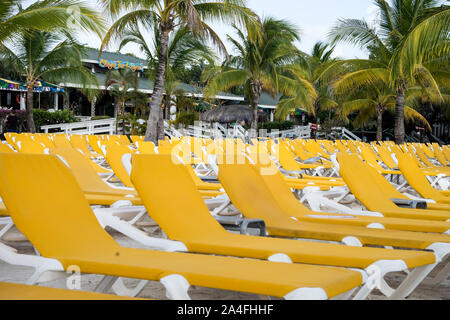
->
xmin=200 ymin=104 xmax=267 ymax=123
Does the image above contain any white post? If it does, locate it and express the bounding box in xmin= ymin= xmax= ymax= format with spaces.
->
xmin=270 ymin=110 xmax=274 ymax=122
xmin=6 ymin=92 xmax=11 ymax=106
xmin=54 ymin=93 xmax=59 ymax=110
xmin=20 ymin=94 xmax=26 ymax=111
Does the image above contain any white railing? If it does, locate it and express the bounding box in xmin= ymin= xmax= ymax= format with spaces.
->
xmin=268 ymin=126 xmax=311 ymax=139
xmin=331 ymin=127 xmax=362 ymax=141
xmin=40 ymin=118 xmax=117 ymax=135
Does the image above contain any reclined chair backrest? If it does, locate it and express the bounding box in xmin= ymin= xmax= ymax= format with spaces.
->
xmin=135 ymin=141 xmax=156 ymax=154
xmin=431 ymin=143 xmax=449 ymax=166
xmin=375 ymin=146 xmax=398 ymax=169
xmin=277 ymin=145 xmax=301 ymax=171
xmin=359 ymin=146 xmax=384 ymax=171
xmin=69 ymin=135 xmax=96 ymax=156
xmin=4 ymin=133 xmax=18 ymax=147
xmin=0 ymin=153 xmax=119 ymax=266
xmin=337 ymin=153 xmax=398 ymax=212
xmin=32 ymin=135 xmax=55 ymax=148
xmin=52 ymin=135 xmax=73 ymax=149
xmin=291 ymin=141 xmax=314 ymax=161
xmin=443 ymin=146 xmax=450 ymax=162
xmin=107 ymin=135 xmax=130 ymax=146
xmin=0 ymin=143 xmax=15 ymax=153
xmin=49 ymin=148 xmax=117 ymax=194
xmin=87 ymin=135 xmax=104 ymax=155
xmin=248 ymin=157 xmax=313 ymax=216
xmin=17 ymin=140 xmax=47 ymax=154
xmin=414 ymin=146 xmax=435 ymax=167
xmin=217 ymin=157 xmax=296 ymax=229
xmin=104 ymin=145 xmax=136 ymax=188
xmin=130 ymin=135 xmax=144 ymax=145
xmin=397 ymin=153 xmax=448 ymax=202
xmin=131 ymin=154 xmax=229 ymax=241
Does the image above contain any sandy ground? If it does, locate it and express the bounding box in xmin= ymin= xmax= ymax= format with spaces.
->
xmin=0 ymin=222 xmax=448 ymax=300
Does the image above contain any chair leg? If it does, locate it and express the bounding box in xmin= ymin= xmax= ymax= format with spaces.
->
xmin=94 ymin=275 xmax=118 ymax=293
xmin=160 ymin=274 xmax=191 ymax=300
xmin=0 ymin=218 xmax=14 ymax=239
xmin=112 ymin=278 xmax=149 ymax=297
xmin=429 ymin=261 xmax=450 ymax=286
xmin=389 ymin=263 xmax=438 ymax=300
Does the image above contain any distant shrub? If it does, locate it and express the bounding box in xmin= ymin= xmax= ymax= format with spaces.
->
xmin=174 ymin=111 xmax=198 ymax=127
xmin=259 ymin=121 xmax=295 ymax=131
xmin=33 ymin=109 xmax=79 ymax=131
xmin=91 ymin=116 xmax=112 ymax=121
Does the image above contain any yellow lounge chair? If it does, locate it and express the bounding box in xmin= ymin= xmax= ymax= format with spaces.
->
xmin=68 ymin=135 xmax=99 ymax=159
xmin=216 ymin=158 xmax=450 ymax=256
xmin=52 ymin=134 xmax=74 ymax=149
xmin=356 ymin=155 xmax=450 ymax=213
xmin=131 ymin=154 xmax=438 ymax=300
xmin=135 ymin=141 xmax=157 ymax=155
xmin=0 ymin=153 xmax=364 ymax=300
xmin=49 ymin=148 xmax=140 ymax=199
xmin=397 ymin=153 xmax=450 ymax=205
xmin=337 ymin=153 xmax=450 ymax=221
xmin=104 ymin=145 xmax=137 ymax=188
xmin=0 ymin=282 xmax=142 ymax=300
xmin=16 ymin=140 xmax=48 ymax=154
xmin=430 ymin=143 xmax=450 ymax=167
xmin=0 ymin=143 xmax=15 ymax=153
xmin=248 ymin=159 xmax=450 ymax=234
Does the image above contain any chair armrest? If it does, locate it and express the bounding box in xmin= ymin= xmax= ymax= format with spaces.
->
xmin=303 ymin=157 xmax=321 ymax=164
xmin=391 ymin=198 xmax=427 ymax=209
xmin=215 ymin=216 xmax=267 ymax=236
xmin=279 ymin=168 xmax=304 ymax=178
xmin=201 ymin=177 xmax=220 ymax=183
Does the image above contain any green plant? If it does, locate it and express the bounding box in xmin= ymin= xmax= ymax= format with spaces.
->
xmin=259 ymin=121 xmax=295 ymax=131
xmin=329 ymin=0 xmax=449 ymax=143
xmin=91 ymin=116 xmax=112 ymax=121
xmin=205 ymin=18 xmax=308 ymax=130
xmin=33 ymin=109 xmax=79 ymax=131
xmin=174 ymin=111 xmax=198 ymax=127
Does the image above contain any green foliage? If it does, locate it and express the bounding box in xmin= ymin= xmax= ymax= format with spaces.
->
xmin=176 ymin=95 xmax=196 ymax=112
xmin=91 ymin=116 xmax=112 ymax=121
xmin=118 ymin=113 xmax=147 ymax=136
xmin=259 ymin=121 xmax=295 ymax=131
xmin=33 ymin=109 xmax=79 ymax=131
xmin=174 ymin=111 xmax=198 ymax=127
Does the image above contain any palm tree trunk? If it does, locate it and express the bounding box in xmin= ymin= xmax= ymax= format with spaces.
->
xmin=157 ymin=105 xmax=165 ymax=141
xmin=376 ymin=106 xmax=383 ymax=141
xmin=394 ymin=83 xmax=406 ymax=145
xmin=164 ymin=96 xmax=170 ymax=120
xmin=145 ymin=27 xmax=171 ymax=145
xmin=26 ymin=86 xmax=36 ymax=133
xmin=251 ymin=79 xmax=263 ymax=133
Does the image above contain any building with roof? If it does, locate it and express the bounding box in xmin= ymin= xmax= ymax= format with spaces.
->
xmin=1 ymin=48 xmax=281 ymax=120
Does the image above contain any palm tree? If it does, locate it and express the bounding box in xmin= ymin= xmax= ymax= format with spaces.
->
xmin=100 ymin=0 xmax=259 ymax=144
xmin=275 ymin=41 xmax=340 ymax=121
xmin=205 ymin=17 xmax=303 ymax=131
xmin=0 ymin=30 xmax=99 ymax=133
xmin=118 ymin=24 xmax=215 ymax=139
xmin=340 ymin=83 xmax=432 ymax=141
xmin=0 ymin=0 xmax=105 ymax=43
xmin=105 ymin=68 xmax=139 ymax=119
xmin=329 ymin=0 xmax=448 ymax=144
